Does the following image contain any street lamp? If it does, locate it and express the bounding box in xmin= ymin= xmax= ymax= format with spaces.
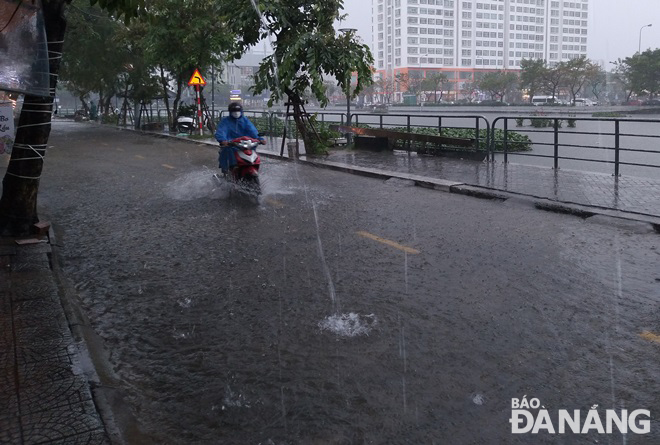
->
xmin=639 ymin=24 xmax=652 ymax=53
xmin=339 ymin=28 xmax=357 ymax=144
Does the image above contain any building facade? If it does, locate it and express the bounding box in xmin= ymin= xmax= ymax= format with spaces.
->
xmin=372 ymin=0 xmax=589 ymax=100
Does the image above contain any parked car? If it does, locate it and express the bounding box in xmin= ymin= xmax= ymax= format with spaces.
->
xmin=572 ymin=98 xmax=595 ymax=106
xmin=623 ymin=99 xmax=643 ymax=106
xmin=642 ymin=99 xmax=660 ymax=106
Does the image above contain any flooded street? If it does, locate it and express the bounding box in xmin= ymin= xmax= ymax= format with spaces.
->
xmin=33 ymin=122 xmax=660 ymax=444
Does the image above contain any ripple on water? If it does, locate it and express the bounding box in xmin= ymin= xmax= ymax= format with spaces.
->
xmin=318 ymin=313 xmax=378 ymax=337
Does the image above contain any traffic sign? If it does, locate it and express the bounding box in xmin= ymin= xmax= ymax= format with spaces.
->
xmin=188 ymin=69 xmax=206 ymax=86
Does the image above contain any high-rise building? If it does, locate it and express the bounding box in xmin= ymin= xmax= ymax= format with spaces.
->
xmin=372 ymin=0 xmax=589 ymax=101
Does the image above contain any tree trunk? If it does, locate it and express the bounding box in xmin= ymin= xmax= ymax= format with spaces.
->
xmin=0 ymin=0 xmax=67 ymax=236
xmin=170 ymin=74 xmax=183 ymax=132
xmin=159 ymin=65 xmax=172 ymax=130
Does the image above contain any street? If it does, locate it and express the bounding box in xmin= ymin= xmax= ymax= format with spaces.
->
xmin=31 ymin=121 xmax=660 ymax=444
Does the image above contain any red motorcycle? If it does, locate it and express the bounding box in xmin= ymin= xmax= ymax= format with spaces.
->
xmin=217 ymin=136 xmax=263 ymax=195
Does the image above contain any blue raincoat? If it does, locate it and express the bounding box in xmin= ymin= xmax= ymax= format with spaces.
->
xmin=214 ymin=113 xmax=263 ymax=171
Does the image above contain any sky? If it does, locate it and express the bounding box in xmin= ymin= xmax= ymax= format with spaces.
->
xmin=339 ymin=0 xmax=660 ymax=68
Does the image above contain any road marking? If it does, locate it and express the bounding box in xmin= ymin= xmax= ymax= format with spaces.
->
xmin=640 ymin=331 xmax=660 ymax=344
xmin=264 ymin=197 xmax=284 ymax=208
xmin=116 ymin=148 xmax=124 ymax=152
xmin=134 ymin=155 xmax=145 ymax=159
xmin=356 ymin=231 xmax=420 ymax=254
xmin=161 ymin=164 xmax=175 ymax=169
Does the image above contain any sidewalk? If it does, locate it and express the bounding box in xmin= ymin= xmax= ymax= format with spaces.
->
xmin=0 ymin=235 xmax=112 ymax=444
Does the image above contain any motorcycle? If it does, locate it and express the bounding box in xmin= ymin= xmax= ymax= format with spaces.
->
xmin=215 ymin=136 xmax=263 ymax=196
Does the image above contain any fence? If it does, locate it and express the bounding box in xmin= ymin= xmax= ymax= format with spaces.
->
xmin=58 ymin=106 xmax=660 ymax=177
xmin=492 ymin=116 xmax=660 ymax=177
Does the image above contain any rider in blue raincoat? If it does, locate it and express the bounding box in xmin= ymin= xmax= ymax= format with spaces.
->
xmin=214 ymin=102 xmax=265 ymax=173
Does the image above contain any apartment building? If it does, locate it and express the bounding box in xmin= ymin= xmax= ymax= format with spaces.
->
xmin=372 ymin=0 xmax=589 ymax=100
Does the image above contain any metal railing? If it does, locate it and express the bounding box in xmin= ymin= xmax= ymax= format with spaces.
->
xmin=352 ymin=113 xmax=491 ymax=153
xmin=492 ymin=116 xmax=660 ymax=176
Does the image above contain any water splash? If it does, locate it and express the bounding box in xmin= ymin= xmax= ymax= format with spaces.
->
xmin=312 ymin=202 xmax=338 ymax=310
xmin=318 ymin=313 xmax=377 ymax=337
xmin=165 ymin=169 xmax=229 ymax=201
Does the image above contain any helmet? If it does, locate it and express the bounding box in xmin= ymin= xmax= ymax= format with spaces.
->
xmin=228 ymin=102 xmax=242 ymax=113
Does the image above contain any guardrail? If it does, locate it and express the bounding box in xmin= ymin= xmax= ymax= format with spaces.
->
xmin=60 ymin=107 xmax=660 ymax=177
xmin=492 ymin=116 xmax=660 ymax=176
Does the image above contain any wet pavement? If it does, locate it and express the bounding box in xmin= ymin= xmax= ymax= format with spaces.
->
xmin=1 ymin=121 xmax=660 ymax=444
xmin=314 ymin=149 xmax=660 ymax=218
xmin=0 ymin=237 xmax=112 ymax=444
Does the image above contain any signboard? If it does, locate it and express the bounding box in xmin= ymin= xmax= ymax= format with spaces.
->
xmin=188 ymin=69 xmax=206 ymax=86
xmin=0 ymin=105 xmax=15 ymax=154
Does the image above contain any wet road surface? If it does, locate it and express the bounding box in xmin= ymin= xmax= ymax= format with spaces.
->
xmin=28 ymin=121 xmax=660 ymax=444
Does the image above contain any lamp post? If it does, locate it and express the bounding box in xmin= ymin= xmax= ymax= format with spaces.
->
xmin=339 ymin=28 xmax=357 ymax=144
xmin=639 ymin=24 xmax=652 ymax=53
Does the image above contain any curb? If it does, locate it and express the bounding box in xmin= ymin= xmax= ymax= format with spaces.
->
xmin=48 ymin=227 xmax=136 ymax=445
xmin=113 ymin=124 xmax=660 ymax=234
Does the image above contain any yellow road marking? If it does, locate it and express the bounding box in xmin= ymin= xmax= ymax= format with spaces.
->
xmin=356 ymin=231 xmax=420 ymax=254
xmin=640 ymin=331 xmax=660 ymax=344
xmin=134 ymin=155 xmax=145 ymax=159
xmin=264 ymin=197 xmax=284 ymax=208
xmin=161 ymin=164 xmax=175 ymax=169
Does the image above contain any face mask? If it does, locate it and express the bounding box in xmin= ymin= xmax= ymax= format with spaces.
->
xmin=231 ymin=111 xmax=241 ymax=119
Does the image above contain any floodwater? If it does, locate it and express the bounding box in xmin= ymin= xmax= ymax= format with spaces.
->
xmin=33 ymin=122 xmax=660 ymax=444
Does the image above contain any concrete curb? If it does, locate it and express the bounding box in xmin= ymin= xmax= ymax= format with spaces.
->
xmin=113 ymin=124 xmax=660 ymax=234
xmin=48 ymin=227 xmax=137 ymax=445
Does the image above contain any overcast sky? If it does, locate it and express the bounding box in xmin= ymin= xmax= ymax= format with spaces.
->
xmin=339 ymin=0 xmax=660 ymax=68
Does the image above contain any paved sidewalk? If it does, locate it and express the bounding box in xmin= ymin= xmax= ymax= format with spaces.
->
xmin=0 ymin=236 xmax=111 ymax=444
xmin=318 ymin=149 xmax=660 ymax=218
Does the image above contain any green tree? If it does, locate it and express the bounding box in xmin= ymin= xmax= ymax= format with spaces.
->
xmin=478 ymin=71 xmax=518 ymax=102
xmin=60 ymin=1 xmax=130 ymax=115
xmin=143 ymin=0 xmax=234 ymax=131
xmin=395 ymin=72 xmax=424 ymax=104
xmin=421 ymin=72 xmax=448 ymax=103
xmin=375 ymin=76 xmax=395 ymax=103
xmin=543 ymin=62 xmax=566 ymax=100
xmin=586 ymin=65 xmax=607 ymax=101
xmin=564 ymin=56 xmax=600 ymax=105
xmin=0 ymin=0 xmax=144 ymax=236
xmin=519 ymin=58 xmax=547 ymax=103
xmin=223 ymin=1 xmax=373 ymax=151
xmin=620 ymin=49 xmax=660 ymax=98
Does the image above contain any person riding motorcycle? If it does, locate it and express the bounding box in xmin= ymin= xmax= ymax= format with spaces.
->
xmin=214 ymin=102 xmax=266 ymax=173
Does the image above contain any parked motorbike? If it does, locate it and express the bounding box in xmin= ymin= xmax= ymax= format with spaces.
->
xmin=215 ymin=136 xmax=263 ymax=196
xmin=177 ymin=116 xmax=194 ymax=133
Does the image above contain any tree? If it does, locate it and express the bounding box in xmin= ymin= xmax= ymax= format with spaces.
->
xmin=543 ymin=62 xmax=566 ymax=100
xmin=461 ymin=81 xmax=478 ymax=102
xmin=478 ymin=71 xmax=518 ymax=102
xmin=375 ymin=76 xmax=395 ymax=103
xmin=223 ymin=1 xmax=373 ymax=152
xmin=143 ymin=0 xmax=234 ymax=131
xmin=395 ymin=72 xmax=424 ymax=104
xmin=59 ymin=2 xmax=131 ymax=115
xmin=421 ymin=72 xmax=448 ymax=103
xmin=563 ymin=56 xmax=599 ymax=105
xmin=0 ymin=0 xmax=143 ymax=236
xmin=519 ymin=58 xmax=547 ymax=103
xmin=619 ymin=49 xmax=660 ymax=99
xmin=586 ymin=65 xmax=607 ymax=101
xmin=612 ymin=58 xmax=635 ymax=102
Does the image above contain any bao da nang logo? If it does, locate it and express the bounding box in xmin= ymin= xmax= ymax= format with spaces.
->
xmin=510 ymin=396 xmax=651 ymax=434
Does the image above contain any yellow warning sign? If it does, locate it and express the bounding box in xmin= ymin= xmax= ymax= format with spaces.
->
xmin=188 ymin=69 xmax=206 ymax=86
